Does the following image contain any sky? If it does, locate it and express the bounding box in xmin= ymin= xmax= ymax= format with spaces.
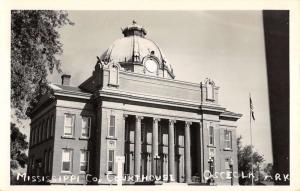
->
xmin=44 ymin=10 xmax=272 ymax=163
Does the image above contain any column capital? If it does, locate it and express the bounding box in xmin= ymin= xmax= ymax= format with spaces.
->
xmin=185 ymin=121 xmax=192 ymax=127
xmin=169 ymin=119 xmax=176 ymax=126
xmin=135 ymin=115 xmax=144 ymax=121
xmin=153 ymin=117 xmax=161 ymax=123
xmin=199 ymin=120 xmax=203 ymax=128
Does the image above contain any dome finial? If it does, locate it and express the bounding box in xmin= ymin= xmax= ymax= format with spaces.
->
xmin=132 ymin=20 xmax=137 ymax=25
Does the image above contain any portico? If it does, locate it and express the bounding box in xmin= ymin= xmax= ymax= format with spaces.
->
xmin=122 ymin=114 xmax=200 ymax=183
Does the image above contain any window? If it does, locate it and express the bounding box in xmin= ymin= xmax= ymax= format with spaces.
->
xmin=130 ymin=130 xmax=134 ymax=142
xmin=80 ymin=150 xmax=89 ymax=172
xmin=44 ymin=151 xmax=48 ymax=174
xmin=43 ymin=121 xmax=47 ymax=141
xmin=147 ymin=132 xmax=152 ymax=144
xmin=64 ymin=114 xmax=75 ymax=137
xmin=38 ymin=124 xmax=42 ymax=143
xmin=29 ymin=156 xmax=34 ymax=173
xmin=50 ymin=115 xmax=54 ymax=137
xmin=28 ymin=157 xmax=32 ymax=174
xmin=178 ymin=135 xmax=184 ymax=146
xmin=107 ymin=150 xmax=114 ymax=172
xmin=109 ymin=115 xmax=116 ymax=137
xmin=30 ymin=128 xmax=34 ymax=146
xmin=43 ymin=120 xmax=47 ymax=140
xmin=41 ymin=122 xmax=44 ymax=141
xmin=224 ymin=130 xmax=232 ymax=149
xmin=48 ymin=149 xmax=52 ymax=174
xmin=163 ymin=134 xmax=168 ymax=146
xmin=34 ymin=127 xmax=38 ymax=144
xmin=46 ymin=118 xmax=50 ymax=139
xmin=36 ymin=125 xmax=39 ymax=143
xmin=32 ymin=158 xmax=35 ymax=171
xmin=81 ymin=116 xmax=91 ymax=138
xmin=61 ymin=149 xmax=73 ymax=172
xmin=209 ymin=123 xmax=214 ymax=145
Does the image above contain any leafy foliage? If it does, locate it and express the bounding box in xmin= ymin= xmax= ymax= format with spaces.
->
xmin=11 ymin=123 xmax=28 ymax=169
xmin=237 ymin=136 xmax=265 ymax=185
xmin=11 ymin=10 xmax=73 ymax=119
xmin=263 ymin=163 xmax=274 ymax=177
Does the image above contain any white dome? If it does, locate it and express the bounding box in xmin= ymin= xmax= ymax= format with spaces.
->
xmin=100 ymin=21 xmax=173 ymax=74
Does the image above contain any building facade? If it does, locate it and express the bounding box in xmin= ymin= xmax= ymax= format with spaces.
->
xmin=27 ymin=21 xmax=242 ymax=185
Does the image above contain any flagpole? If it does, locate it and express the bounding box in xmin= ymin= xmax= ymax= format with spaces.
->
xmin=249 ymin=93 xmax=254 ymax=185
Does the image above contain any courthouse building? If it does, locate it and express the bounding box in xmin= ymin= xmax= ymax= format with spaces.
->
xmin=27 ymin=21 xmax=242 ymax=185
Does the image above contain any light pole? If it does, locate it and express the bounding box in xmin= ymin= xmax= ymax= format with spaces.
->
xmin=154 ymin=154 xmax=160 ymax=181
xmin=208 ymin=158 xmax=214 ymax=185
xmin=208 ymin=158 xmax=213 ymax=173
xmin=229 ymin=158 xmax=234 ymax=186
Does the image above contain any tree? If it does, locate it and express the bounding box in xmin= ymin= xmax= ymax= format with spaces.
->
xmin=11 ymin=123 xmax=28 ymax=171
xmin=11 ymin=11 xmax=73 ymax=183
xmin=263 ymin=163 xmax=274 ymax=178
xmin=237 ymin=136 xmax=265 ymax=185
xmin=11 ymin=10 xmax=73 ymax=120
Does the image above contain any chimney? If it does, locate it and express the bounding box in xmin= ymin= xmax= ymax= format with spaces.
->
xmin=61 ymin=74 xmax=71 ymax=86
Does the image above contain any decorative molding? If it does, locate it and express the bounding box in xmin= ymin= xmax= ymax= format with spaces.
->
xmin=135 ymin=116 xmax=144 ymax=121
xmin=101 ymin=106 xmax=201 ymax=122
xmin=220 ymin=111 xmax=243 ymax=120
xmin=118 ymin=69 xmax=200 ymax=88
xmin=223 ymin=148 xmax=233 ymax=152
xmin=153 ymin=117 xmax=161 ymax=123
xmin=61 ymin=136 xmax=75 ymax=140
xmin=204 ymin=78 xmax=215 ymax=86
xmin=99 ymin=89 xmax=202 ymax=110
xmin=123 ymin=114 xmax=128 ymax=119
xmin=54 ymin=88 xmax=92 ymax=98
xmin=106 ymin=136 xmax=118 ymax=140
xmin=169 ymin=119 xmax=176 ymax=126
xmin=219 ymin=124 xmax=237 ymax=128
xmin=185 ymin=121 xmax=192 ymax=127
xmin=142 ymin=55 xmax=160 ymax=75
xmin=108 ymin=62 xmax=120 ymax=87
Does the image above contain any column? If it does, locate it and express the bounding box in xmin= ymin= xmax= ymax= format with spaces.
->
xmin=123 ymin=114 xmax=128 ymax=174
xmin=184 ymin=121 xmax=192 ymax=183
xmin=168 ymin=119 xmax=176 ymax=182
xmin=147 ymin=153 xmax=151 ymax=177
xmin=152 ymin=117 xmax=160 ymax=175
xmin=134 ymin=116 xmax=143 ymax=177
xmin=130 ymin=152 xmax=134 ymax=175
xmin=199 ymin=121 xmax=205 ymax=183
